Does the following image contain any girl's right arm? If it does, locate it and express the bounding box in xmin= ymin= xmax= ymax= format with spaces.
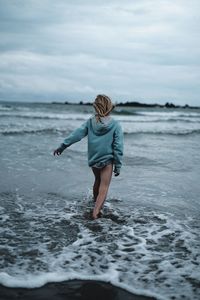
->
xmin=54 ymin=121 xmax=88 ymax=156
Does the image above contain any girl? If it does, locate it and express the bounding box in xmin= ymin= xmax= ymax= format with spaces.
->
xmin=54 ymin=95 xmax=123 ymax=219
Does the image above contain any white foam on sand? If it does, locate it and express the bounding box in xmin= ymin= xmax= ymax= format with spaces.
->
xmin=0 ymin=271 xmax=165 ymax=299
xmin=0 ymin=195 xmax=199 ymax=300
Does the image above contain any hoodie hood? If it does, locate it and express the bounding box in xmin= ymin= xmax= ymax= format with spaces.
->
xmin=90 ymin=116 xmax=116 ymax=136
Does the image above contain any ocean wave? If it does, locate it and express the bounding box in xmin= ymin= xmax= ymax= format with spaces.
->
xmin=136 ymin=111 xmax=200 ymax=118
xmin=0 ymin=104 xmax=13 ymax=111
xmin=124 ymin=128 xmax=200 ymax=136
xmin=1 ymin=127 xmax=200 ymax=136
xmin=0 ymin=104 xmax=31 ymax=112
xmin=0 ymin=128 xmax=68 ymax=135
xmin=1 ymin=106 xmax=200 ymax=119
xmin=0 ymin=112 xmax=90 ymax=121
xmin=1 ymin=112 xmax=200 ymax=126
xmin=114 ymin=110 xmax=138 ymax=115
xmin=119 ymin=118 xmax=200 ymax=123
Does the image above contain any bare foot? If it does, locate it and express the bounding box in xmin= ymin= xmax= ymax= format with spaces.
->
xmin=92 ymin=209 xmax=99 ymax=219
xmin=92 ymin=208 xmax=102 ymax=219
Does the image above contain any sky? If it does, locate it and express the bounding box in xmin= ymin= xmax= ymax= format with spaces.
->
xmin=0 ymin=0 xmax=199 ymax=105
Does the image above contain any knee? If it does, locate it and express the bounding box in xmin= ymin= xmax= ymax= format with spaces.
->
xmin=99 ymin=186 xmax=108 ymax=195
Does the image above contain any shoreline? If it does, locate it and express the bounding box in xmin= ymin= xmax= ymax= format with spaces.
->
xmin=0 ymin=100 xmax=200 ymax=109
xmin=62 ymin=101 xmax=200 ymax=110
xmin=0 ymin=280 xmax=157 ymax=300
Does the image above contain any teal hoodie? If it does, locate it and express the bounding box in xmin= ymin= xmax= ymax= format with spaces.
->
xmin=60 ymin=116 xmax=123 ymax=174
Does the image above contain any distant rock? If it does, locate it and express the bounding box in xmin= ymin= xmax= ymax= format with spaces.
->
xmin=52 ymin=100 xmax=200 ymax=109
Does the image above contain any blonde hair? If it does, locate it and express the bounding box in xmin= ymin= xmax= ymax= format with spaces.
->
xmin=93 ymin=94 xmax=114 ymax=122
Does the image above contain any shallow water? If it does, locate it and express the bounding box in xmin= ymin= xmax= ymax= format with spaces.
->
xmin=0 ymin=102 xmax=200 ymax=299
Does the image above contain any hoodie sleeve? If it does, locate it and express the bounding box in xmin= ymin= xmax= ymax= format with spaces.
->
xmin=62 ymin=121 xmax=88 ymax=148
xmin=113 ymin=122 xmax=124 ymax=174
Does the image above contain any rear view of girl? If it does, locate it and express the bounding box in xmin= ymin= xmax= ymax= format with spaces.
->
xmin=54 ymin=95 xmax=123 ymax=219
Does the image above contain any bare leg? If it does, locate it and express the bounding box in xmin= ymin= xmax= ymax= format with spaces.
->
xmin=93 ymin=164 xmax=113 ymax=219
xmin=92 ymin=167 xmax=101 ymax=201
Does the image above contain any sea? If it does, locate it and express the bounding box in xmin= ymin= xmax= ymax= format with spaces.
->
xmin=0 ymin=102 xmax=200 ymax=300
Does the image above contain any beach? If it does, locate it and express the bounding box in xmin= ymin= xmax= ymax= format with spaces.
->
xmin=0 ymin=102 xmax=200 ymax=300
xmin=0 ymin=280 xmax=157 ymax=300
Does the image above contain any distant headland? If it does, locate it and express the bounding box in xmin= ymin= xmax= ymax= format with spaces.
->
xmin=52 ymin=101 xmax=200 ymax=109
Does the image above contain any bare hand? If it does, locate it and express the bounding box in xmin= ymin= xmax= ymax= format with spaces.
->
xmin=53 ymin=149 xmax=62 ymax=156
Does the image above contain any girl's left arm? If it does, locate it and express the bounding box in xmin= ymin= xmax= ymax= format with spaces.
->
xmin=113 ymin=123 xmax=124 ymax=175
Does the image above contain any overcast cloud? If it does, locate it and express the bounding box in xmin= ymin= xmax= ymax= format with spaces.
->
xmin=0 ymin=0 xmax=199 ymax=105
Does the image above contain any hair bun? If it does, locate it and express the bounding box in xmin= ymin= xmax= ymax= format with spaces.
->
xmin=93 ymin=95 xmax=114 ymax=121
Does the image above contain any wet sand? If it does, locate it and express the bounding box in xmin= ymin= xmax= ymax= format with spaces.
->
xmin=0 ymin=280 xmax=157 ymax=300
